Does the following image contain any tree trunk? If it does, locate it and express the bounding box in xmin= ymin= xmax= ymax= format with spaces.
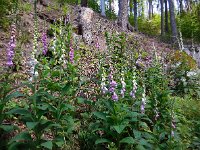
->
xmin=130 ymin=0 xmax=133 ymax=14
xmin=134 ymin=0 xmax=138 ymax=31
xmin=168 ymin=0 xmax=178 ymax=43
xmin=161 ymin=0 xmax=164 ymax=36
xmin=100 ymin=0 xmax=106 ymax=16
xmin=164 ymin=0 xmax=169 ymax=33
xmin=118 ymin=0 xmax=128 ymax=30
xmin=81 ymin=0 xmax=87 ymax=7
xmin=179 ymin=0 xmax=183 ymax=13
xmin=109 ymin=0 xmax=112 ymax=11
xmin=149 ymin=0 xmax=153 ymax=19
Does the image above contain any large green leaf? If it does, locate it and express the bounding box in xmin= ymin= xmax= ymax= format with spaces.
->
xmin=5 ymin=91 xmax=24 ymax=102
xmin=0 ymin=125 xmax=18 ymax=132
xmin=95 ymin=138 xmax=111 ymax=145
xmin=6 ymin=108 xmax=31 ymax=116
xmin=120 ymin=137 xmax=135 ymax=144
xmin=36 ymin=103 xmax=49 ymax=110
xmin=26 ymin=122 xmax=38 ymax=130
xmin=41 ymin=141 xmax=53 ymax=150
xmin=9 ymin=132 xmax=32 ymax=144
xmin=113 ymin=125 xmax=126 ymax=134
xmin=54 ymin=136 xmax=65 ymax=147
xmin=133 ymin=130 xmax=142 ymax=139
xmin=93 ymin=112 xmax=107 ymax=120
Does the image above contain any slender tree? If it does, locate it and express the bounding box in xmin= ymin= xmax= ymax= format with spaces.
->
xmin=130 ymin=0 xmax=133 ymax=14
xmin=168 ymin=0 xmax=178 ymax=43
xmin=164 ymin=0 xmax=169 ymax=33
xmin=134 ymin=0 xmax=138 ymax=31
xmin=161 ymin=0 xmax=164 ymax=36
xmin=149 ymin=0 xmax=153 ymax=19
xmin=118 ymin=0 xmax=129 ymax=30
xmin=109 ymin=0 xmax=114 ymax=12
xmin=100 ymin=0 xmax=106 ymax=16
xmin=81 ymin=0 xmax=87 ymax=7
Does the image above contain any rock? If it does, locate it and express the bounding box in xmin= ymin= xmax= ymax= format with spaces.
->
xmin=39 ymin=0 xmax=49 ymax=6
xmin=78 ymin=7 xmax=94 ymax=45
xmin=127 ymin=23 xmax=134 ymax=32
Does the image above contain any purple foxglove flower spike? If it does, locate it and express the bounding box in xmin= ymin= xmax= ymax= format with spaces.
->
xmin=7 ymin=24 xmax=16 ymax=67
xmin=69 ymin=44 xmax=74 ymax=64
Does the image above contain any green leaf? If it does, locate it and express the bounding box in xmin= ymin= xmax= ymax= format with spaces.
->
xmin=133 ymin=130 xmax=141 ymax=139
xmin=37 ymin=103 xmax=49 ymax=110
xmin=120 ymin=137 xmax=135 ymax=144
xmin=41 ymin=141 xmax=53 ymax=150
xmin=54 ymin=136 xmax=65 ymax=147
xmin=93 ymin=112 xmax=107 ymax=120
xmin=136 ymin=144 xmax=146 ymax=150
xmin=5 ymin=91 xmax=24 ymax=102
xmin=9 ymin=132 xmax=32 ymax=144
xmin=0 ymin=125 xmax=18 ymax=132
xmin=6 ymin=108 xmax=31 ymax=116
xmin=77 ymin=97 xmax=85 ymax=104
xmin=113 ymin=125 xmax=126 ymax=134
xmin=26 ymin=122 xmax=38 ymax=130
xmin=95 ymin=138 xmax=111 ymax=145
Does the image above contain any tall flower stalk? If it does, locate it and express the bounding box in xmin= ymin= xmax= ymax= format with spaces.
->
xmin=141 ymin=85 xmax=146 ymax=114
xmin=154 ymin=96 xmax=159 ymax=120
xmin=7 ymin=24 xmax=16 ymax=67
xmin=101 ymin=67 xmax=108 ymax=94
xmin=120 ymin=71 xmax=126 ymax=98
xmin=108 ymin=67 xmax=118 ymax=101
xmin=130 ymin=69 xmax=137 ymax=98
xmin=69 ymin=42 xmax=74 ymax=64
xmin=42 ymin=28 xmax=48 ymax=55
xmin=171 ymin=112 xmax=176 ymax=137
xmin=29 ymin=0 xmax=39 ymax=81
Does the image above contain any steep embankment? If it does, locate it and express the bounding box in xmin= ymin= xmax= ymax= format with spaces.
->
xmin=0 ymin=0 xmax=198 ymax=79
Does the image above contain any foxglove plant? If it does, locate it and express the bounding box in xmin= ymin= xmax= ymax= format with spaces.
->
xmin=41 ymin=29 xmax=48 ymax=55
xmin=7 ymin=24 xmax=16 ymax=67
xmin=130 ymin=70 xmax=137 ymax=98
xmin=171 ymin=112 xmax=176 ymax=137
xmin=108 ymin=68 xmax=118 ymax=101
xmin=29 ymin=14 xmax=39 ymax=81
xmin=100 ymin=68 xmax=108 ymax=94
xmin=120 ymin=71 xmax=126 ymax=98
xmin=154 ymin=96 xmax=159 ymax=120
xmin=141 ymin=85 xmax=146 ymax=114
xmin=69 ymin=43 xmax=74 ymax=64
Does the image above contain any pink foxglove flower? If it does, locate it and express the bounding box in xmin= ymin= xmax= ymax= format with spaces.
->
xmin=112 ymin=92 xmax=118 ymax=101
xmin=69 ymin=44 xmax=74 ymax=64
xmin=7 ymin=24 xmax=16 ymax=66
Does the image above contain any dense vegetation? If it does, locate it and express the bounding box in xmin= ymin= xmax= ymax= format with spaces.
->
xmin=0 ymin=0 xmax=200 ymax=150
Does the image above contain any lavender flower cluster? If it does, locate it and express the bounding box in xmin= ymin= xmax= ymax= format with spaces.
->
xmin=109 ymin=70 xmax=118 ymax=101
xmin=7 ymin=24 xmax=16 ymax=66
xmin=69 ymin=43 xmax=74 ymax=64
